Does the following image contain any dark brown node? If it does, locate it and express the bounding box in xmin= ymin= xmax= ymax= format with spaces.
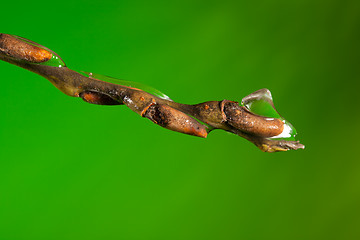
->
xmin=0 ymin=34 xmax=52 ymax=63
xmin=143 ymin=104 xmax=169 ymax=126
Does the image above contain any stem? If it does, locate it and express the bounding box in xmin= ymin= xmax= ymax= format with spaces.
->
xmin=0 ymin=33 xmax=304 ymax=152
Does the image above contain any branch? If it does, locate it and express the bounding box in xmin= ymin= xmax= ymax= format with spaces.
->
xmin=0 ymin=33 xmax=304 ymax=152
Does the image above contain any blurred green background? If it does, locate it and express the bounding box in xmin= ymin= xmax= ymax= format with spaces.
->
xmin=1 ymin=0 xmax=360 ymax=239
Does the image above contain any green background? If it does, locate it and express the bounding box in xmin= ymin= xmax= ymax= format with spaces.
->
xmin=1 ymin=0 xmax=359 ymax=239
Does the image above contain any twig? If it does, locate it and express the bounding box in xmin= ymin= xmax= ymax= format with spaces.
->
xmin=0 ymin=33 xmax=304 ymax=152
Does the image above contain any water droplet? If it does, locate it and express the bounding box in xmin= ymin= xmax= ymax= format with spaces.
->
xmin=82 ymin=72 xmax=172 ymax=101
xmin=241 ymin=89 xmax=298 ymax=141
